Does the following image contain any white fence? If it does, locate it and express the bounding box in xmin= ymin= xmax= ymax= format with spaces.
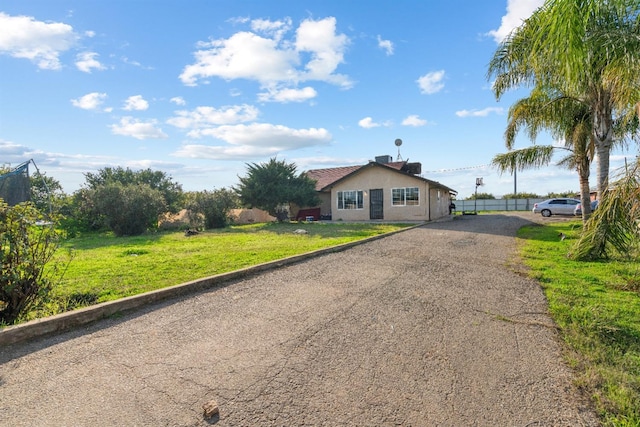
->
xmin=453 ymin=198 xmax=545 ymax=213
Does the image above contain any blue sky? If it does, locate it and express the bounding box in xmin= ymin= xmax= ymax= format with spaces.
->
xmin=0 ymin=0 xmax=634 ymax=198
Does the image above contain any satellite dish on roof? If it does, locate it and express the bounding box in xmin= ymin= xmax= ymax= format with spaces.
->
xmin=394 ymin=138 xmax=403 ymax=161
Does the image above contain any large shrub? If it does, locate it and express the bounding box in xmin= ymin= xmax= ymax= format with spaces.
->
xmin=0 ymin=201 xmax=62 ymax=325
xmin=186 ymin=188 xmax=239 ymax=229
xmin=93 ymin=183 xmax=166 ymax=236
xmin=235 ymin=158 xmax=319 ymax=221
xmin=84 ymin=167 xmax=183 ymax=213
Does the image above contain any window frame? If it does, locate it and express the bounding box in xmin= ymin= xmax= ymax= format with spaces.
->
xmin=337 ymin=190 xmax=364 ymax=210
xmin=391 ymin=186 xmax=420 ymax=206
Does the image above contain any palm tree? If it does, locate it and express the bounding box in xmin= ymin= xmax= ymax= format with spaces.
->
xmin=492 ymin=87 xmax=595 ymax=221
xmin=488 ymin=0 xmax=640 ymax=199
xmin=572 ymin=159 xmax=640 ymax=260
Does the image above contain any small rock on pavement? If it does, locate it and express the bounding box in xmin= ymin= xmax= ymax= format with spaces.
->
xmin=202 ymin=399 xmax=219 ymax=419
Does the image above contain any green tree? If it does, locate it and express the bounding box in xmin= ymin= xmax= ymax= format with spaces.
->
xmin=29 ymin=171 xmax=67 ymax=215
xmin=186 ymin=188 xmax=239 ymax=229
xmin=84 ymin=167 xmax=183 ymax=213
xmin=236 ymin=158 xmax=319 ymax=222
xmin=488 ymin=0 xmax=640 ymax=199
xmin=92 ymin=183 xmax=166 ymax=236
xmin=491 ymin=88 xmax=596 ymax=221
xmin=465 ymin=192 xmax=495 ymax=200
xmin=502 ymin=192 xmax=541 ymax=199
xmin=546 ymin=191 xmax=579 ymax=198
xmin=0 ymin=201 xmax=63 ymax=324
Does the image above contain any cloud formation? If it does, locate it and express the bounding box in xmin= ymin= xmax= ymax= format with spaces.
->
xmin=417 ymin=70 xmax=445 ymax=94
xmin=71 ymin=92 xmax=108 ymax=110
xmin=455 ymin=107 xmax=504 ymax=117
xmin=123 ymin=95 xmax=149 ymax=111
xmin=76 ymin=51 xmax=105 ymax=73
xmin=0 ymin=12 xmax=79 ymax=70
xmin=402 ymin=115 xmax=428 ymax=127
xmin=110 ymin=117 xmax=168 ymax=140
xmin=167 ymin=105 xmax=260 ymax=133
xmin=377 ymin=35 xmax=394 ymax=55
xmin=487 ymin=0 xmax=544 ymax=43
xmin=179 ymin=17 xmax=352 ymax=96
xmin=173 ymin=123 xmax=331 ymax=159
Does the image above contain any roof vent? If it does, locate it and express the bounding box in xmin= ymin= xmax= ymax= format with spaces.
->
xmin=375 ymin=155 xmax=393 ymax=164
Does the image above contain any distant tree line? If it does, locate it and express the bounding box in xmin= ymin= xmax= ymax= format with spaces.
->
xmin=463 ymin=191 xmax=576 ymax=200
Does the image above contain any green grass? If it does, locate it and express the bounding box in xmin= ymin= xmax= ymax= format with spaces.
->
xmin=517 ymin=221 xmax=640 ymax=426
xmin=29 ymin=222 xmax=411 ymax=320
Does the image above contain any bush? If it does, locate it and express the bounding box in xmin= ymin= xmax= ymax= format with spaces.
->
xmin=186 ymin=189 xmax=239 ymax=229
xmin=0 ymin=201 xmax=63 ymax=325
xmin=93 ymin=183 xmax=166 ymax=236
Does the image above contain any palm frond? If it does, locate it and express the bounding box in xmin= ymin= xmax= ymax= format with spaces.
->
xmin=492 ymin=146 xmax=556 ymax=174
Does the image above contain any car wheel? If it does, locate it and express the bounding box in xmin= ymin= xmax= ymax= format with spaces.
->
xmin=541 ymin=209 xmax=552 ymax=217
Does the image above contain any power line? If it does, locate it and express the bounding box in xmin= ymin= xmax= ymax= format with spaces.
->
xmin=422 ymin=164 xmax=492 ymax=174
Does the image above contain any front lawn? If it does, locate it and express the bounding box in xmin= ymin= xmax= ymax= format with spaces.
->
xmin=517 ymin=220 xmax=640 ymax=426
xmin=29 ymin=222 xmax=411 ymax=321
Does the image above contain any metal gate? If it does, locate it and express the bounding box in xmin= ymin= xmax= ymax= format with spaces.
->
xmin=370 ymin=189 xmax=383 ymax=220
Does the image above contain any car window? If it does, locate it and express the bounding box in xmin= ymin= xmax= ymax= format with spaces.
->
xmin=568 ymin=200 xmax=579 ymax=205
xmin=550 ymin=200 xmax=565 ymax=205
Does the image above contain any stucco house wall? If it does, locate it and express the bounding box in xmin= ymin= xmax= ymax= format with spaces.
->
xmin=429 ymin=187 xmax=451 ymax=219
xmin=329 ymin=166 xmax=448 ymax=222
xmin=303 ymin=158 xmax=456 ymax=222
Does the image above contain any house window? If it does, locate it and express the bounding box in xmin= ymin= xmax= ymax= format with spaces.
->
xmin=392 ymin=187 xmax=420 ymax=206
xmin=337 ymin=190 xmax=363 ymax=209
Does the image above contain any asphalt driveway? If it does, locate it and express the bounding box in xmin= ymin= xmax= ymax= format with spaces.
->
xmin=0 ymin=213 xmax=598 ymax=426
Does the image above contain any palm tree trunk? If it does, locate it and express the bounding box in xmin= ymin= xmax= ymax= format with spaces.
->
xmin=594 ymin=142 xmax=611 ymax=200
xmin=578 ymin=160 xmax=592 ymax=222
xmin=593 ymin=92 xmax=613 ymax=199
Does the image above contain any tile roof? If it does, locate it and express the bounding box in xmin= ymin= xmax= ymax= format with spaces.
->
xmin=305 ymin=165 xmax=362 ymax=191
xmin=305 ymin=161 xmax=409 ymax=191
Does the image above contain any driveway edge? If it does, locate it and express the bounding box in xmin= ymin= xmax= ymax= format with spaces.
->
xmin=0 ymin=223 xmax=426 ymax=346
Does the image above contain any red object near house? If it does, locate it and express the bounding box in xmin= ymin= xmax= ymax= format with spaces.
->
xmin=296 ymin=208 xmax=321 ymax=221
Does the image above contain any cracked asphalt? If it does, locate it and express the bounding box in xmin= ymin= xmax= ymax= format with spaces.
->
xmin=0 ymin=213 xmax=599 ymax=426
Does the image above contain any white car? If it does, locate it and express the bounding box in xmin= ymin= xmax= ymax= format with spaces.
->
xmin=574 ymin=200 xmax=599 ymax=216
xmin=532 ymin=198 xmax=581 ymax=217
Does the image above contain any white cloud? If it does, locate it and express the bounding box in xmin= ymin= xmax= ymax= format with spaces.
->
xmin=487 ymin=0 xmax=544 ymax=43
xmin=402 ymin=115 xmax=428 ymax=127
xmin=168 ymin=105 xmax=259 ymax=131
xmin=71 ymin=92 xmax=107 ymax=110
xmin=170 ymin=96 xmax=186 ymax=106
xmin=377 ymin=35 xmax=394 ymax=56
xmin=257 ymin=86 xmax=317 ymax=103
xmin=417 ymin=70 xmax=445 ymax=94
xmin=123 ymin=95 xmax=149 ymax=111
xmin=295 ymin=17 xmax=351 ymax=87
xmin=110 ymin=117 xmax=168 ymax=140
xmin=75 ymin=51 xmax=105 ymax=73
xmin=0 ymin=12 xmax=79 ymax=70
xmin=173 ymin=123 xmax=331 ymax=159
xmin=179 ymin=17 xmax=352 ymax=92
xmin=455 ymin=107 xmax=504 ymax=117
xmin=180 ymin=31 xmax=297 ymax=86
xmin=358 ymin=117 xmax=380 ymax=129
xmin=250 ymin=17 xmax=292 ymax=42
xmin=0 ymin=139 xmax=35 ymax=160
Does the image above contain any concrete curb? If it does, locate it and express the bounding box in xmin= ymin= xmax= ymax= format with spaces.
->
xmin=0 ymin=223 xmax=426 ymax=346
